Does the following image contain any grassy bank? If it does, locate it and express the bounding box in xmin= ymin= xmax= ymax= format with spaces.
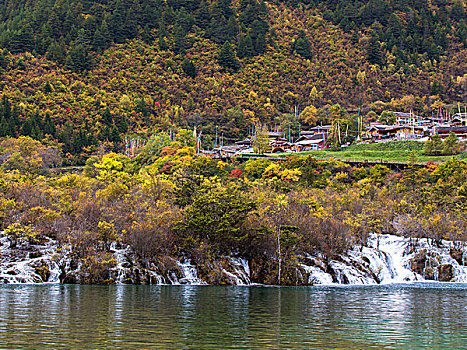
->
xmin=275 ymin=142 xmax=467 ymax=164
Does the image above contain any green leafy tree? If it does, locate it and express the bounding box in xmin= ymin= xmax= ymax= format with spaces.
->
xmin=442 ymin=132 xmax=461 ymax=155
xmin=177 ymin=182 xmax=256 ymax=253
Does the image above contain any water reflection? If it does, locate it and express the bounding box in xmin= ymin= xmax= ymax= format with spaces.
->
xmin=0 ymin=284 xmax=466 ymax=349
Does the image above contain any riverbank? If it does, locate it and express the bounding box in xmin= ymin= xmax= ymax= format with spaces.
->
xmin=1 ymin=231 xmax=465 ymax=285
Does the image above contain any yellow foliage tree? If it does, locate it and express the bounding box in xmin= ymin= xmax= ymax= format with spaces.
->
xmin=299 ymin=105 xmax=318 ymax=125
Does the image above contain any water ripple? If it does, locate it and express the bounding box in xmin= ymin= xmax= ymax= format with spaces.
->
xmin=0 ymin=284 xmax=466 ymax=349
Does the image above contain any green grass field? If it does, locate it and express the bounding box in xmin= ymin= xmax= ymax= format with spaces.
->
xmin=273 ymin=141 xmax=467 ymax=164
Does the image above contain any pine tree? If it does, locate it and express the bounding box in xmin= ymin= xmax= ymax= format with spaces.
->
xmin=255 ymin=33 xmax=266 ymax=55
xmin=196 ymin=1 xmax=211 ymax=29
xmin=66 ymin=44 xmax=93 ymax=72
xmin=9 ymin=26 xmax=34 ymax=54
xmin=44 ymin=81 xmax=52 ymax=93
xmin=182 ymin=58 xmax=197 ymax=78
xmin=31 ymin=124 xmax=42 ymax=140
xmin=451 ymin=0 xmax=465 ymax=21
xmin=141 ymin=25 xmax=154 ymax=45
xmin=102 ymin=107 xmax=113 ymax=126
xmin=110 ymin=126 xmax=122 ymax=150
xmin=218 ymin=41 xmax=240 ymax=72
xmin=1 ymin=95 xmax=11 ymax=120
xmin=443 ymin=132 xmax=461 ymax=155
xmin=293 ymin=31 xmax=312 ymax=59
xmin=43 ymin=113 xmax=56 ymax=136
xmin=367 ymin=33 xmax=382 ymax=65
xmin=237 ymin=35 xmax=254 ymax=58
xmin=116 ymin=114 xmax=129 ymax=133
xmin=99 ymin=125 xmax=111 ymax=141
xmin=0 ymin=116 xmax=12 ymax=137
xmin=158 ymin=35 xmax=168 ymax=51
xmin=21 ymin=119 xmax=32 ymax=137
xmin=46 ymin=40 xmax=67 ymax=65
xmin=0 ymin=50 xmax=7 ymax=70
xmin=173 ymin=25 xmax=186 ymax=55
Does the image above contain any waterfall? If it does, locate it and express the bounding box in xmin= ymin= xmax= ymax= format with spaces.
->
xmin=300 ymin=234 xmax=467 ymax=285
xmin=2 ymin=230 xmax=467 ymax=285
xmin=0 ymin=232 xmax=61 ymax=284
xmin=175 ymin=260 xmax=207 ymax=285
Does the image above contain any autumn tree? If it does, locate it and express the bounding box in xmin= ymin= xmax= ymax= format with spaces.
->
xmin=299 ymin=105 xmax=318 ymax=125
xmin=253 ymin=123 xmax=270 ymax=154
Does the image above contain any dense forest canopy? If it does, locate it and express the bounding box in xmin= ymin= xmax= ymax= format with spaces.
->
xmin=0 ymin=0 xmax=465 ymax=163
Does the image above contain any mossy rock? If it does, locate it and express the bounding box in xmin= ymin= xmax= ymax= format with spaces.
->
xmin=34 ymin=264 xmax=50 ymax=282
xmin=438 ymin=264 xmax=454 ymax=282
xmin=449 ymin=248 xmax=464 ymax=265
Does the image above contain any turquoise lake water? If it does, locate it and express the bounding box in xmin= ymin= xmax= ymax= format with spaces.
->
xmin=0 ymin=283 xmax=466 ymax=349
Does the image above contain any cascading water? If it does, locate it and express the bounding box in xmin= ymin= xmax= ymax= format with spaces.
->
xmin=0 ymin=232 xmax=61 ymax=284
xmin=1 ymin=230 xmax=467 ymax=285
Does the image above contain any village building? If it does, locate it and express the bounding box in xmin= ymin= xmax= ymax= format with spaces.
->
xmin=451 ymin=113 xmax=467 ymax=126
xmin=393 ymin=112 xmax=424 ymax=126
xmin=294 ymin=133 xmax=326 ymax=151
xmin=396 ymin=125 xmax=425 ymax=139
xmin=300 ymin=125 xmax=332 ymax=136
xmin=435 ymin=126 xmax=467 ymax=140
xmin=365 ymin=125 xmax=399 ymax=140
xmin=365 ymin=124 xmax=424 ymax=140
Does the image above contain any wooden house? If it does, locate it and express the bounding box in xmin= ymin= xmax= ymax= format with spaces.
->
xmin=366 ymin=125 xmax=399 ymax=139
xmin=451 ymin=113 xmax=467 ymax=126
xmin=294 ymin=133 xmax=326 ymax=151
xmin=393 ymin=112 xmax=424 ymax=125
xmin=300 ymin=125 xmax=331 ymax=136
xmin=435 ymin=126 xmax=467 ymax=139
xmin=396 ymin=125 xmax=424 ymax=139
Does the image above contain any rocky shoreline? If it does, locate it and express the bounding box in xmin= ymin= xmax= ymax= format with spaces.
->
xmin=1 ymin=231 xmax=466 ymax=285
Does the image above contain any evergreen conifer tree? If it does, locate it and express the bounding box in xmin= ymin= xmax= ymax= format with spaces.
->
xmin=173 ymin=25 xmax=186 ymax=55
xmin=117 ymin=114 xmax=129 ymax=133
xmin=46 ymin=40 xmax=67 ymax=65
xmin=44 ymin=81 xmax=52 ymax=93
xmin=66 ymin=44 xmax=92 ymax=72
xmin=293 ymin=31 xmax=312 ymax=59
xmin=367 ymin=32 xmax=382 ymax=65
xmin=103 ymin=107 xmax=113 ymax=126
xmin=218 ymin=41 xmax=240 ymax=72
xmin=43 ymin=113 xmax=56 ymax=136
xmin=0 ymin=116 xmax=12 ymax=137
xmin=237 ymin=35 xmax=254 ymax=58
xmin=182 ymin=58 xmax=197 ymax=78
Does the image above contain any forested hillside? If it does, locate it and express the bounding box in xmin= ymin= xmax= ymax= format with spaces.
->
xmin=0 ymin=0 xmax=466 ymax=162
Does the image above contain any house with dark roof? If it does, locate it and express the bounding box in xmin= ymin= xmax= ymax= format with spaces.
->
xmin=435 ymin=126 xmax=467 ymax=139
xmin=294 ymin=133 xmax=326 ymax=151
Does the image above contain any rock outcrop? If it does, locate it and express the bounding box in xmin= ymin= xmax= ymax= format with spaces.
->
xmin=1 ymin=231 xmax=466 ymax=285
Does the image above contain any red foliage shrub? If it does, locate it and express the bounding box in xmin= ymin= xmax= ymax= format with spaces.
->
xmin=230 ymin=169 xmax=243 ymax=178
